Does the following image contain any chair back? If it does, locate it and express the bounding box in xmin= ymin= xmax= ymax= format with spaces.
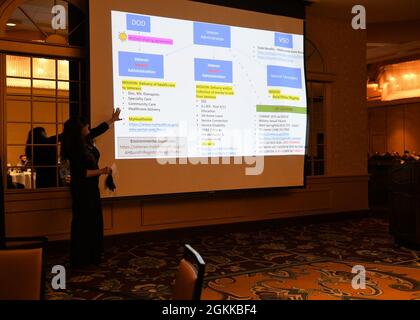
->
xmin=0 ymin=237 xmax=47 ymax=300
xmin=173 ymin=244 xmax=205 ymax=300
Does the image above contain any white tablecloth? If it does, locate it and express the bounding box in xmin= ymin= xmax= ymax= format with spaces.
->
xmin=9 ymin=172 xmax=36 ymax=189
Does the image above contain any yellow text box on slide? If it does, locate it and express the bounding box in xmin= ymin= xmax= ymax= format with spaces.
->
xmin=268 ymin=88 xmax=300 ymax=101
xmin=129 ymin=116 xmax=153 ymax=122
xmin=202 ymin=140 xmax=215 ymax=147
xmin=196 ymin=85 xmax=235 ymax=100
xmin=272 ymin=94 xmax=301 ymax=101
xmin=122 ymin=80 xmax=176 ymax=91
xmin=122 ymin=80 xmax=141 ymax=91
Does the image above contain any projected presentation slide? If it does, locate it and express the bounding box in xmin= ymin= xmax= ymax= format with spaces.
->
xmin=111 ymin=11 xmax=307 ymax=159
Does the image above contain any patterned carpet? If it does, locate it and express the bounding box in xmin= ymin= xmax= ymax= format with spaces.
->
xmin=45 ymin=216 xmax=420 ymax=300
xmin=203 ymin=261 xmax=420 ymax=300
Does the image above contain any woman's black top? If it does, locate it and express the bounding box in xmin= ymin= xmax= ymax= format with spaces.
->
xmin=70 ymin=122 xmax=109 ymax=189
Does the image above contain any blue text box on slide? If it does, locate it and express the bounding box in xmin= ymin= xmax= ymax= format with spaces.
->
xmin=119 ymin=52 xmax=164 ymax=78
xmin=126 ymin=14 xmax=151 ymax=32
xmin=193 ymin=22 xmax=231 ymax=48
xmin=195 ymin=58 xmax=233 ymax=83
xmin=267 ymin=65 xmax=302 ymax=88
xmin=275 ymin=32 xmax=293 ymax=49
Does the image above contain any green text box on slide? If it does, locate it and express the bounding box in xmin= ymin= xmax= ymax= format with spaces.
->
xmin=256 ymin=105 xmax=307 ymax=114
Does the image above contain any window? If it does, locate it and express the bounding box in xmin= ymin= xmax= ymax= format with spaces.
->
xmin=306 ymin=39 xmax=326 ymax=73
xmin=305 ymin=39 xmax=327 ymax=177
xmin=0 ymin=0 xmax=89 ymax=192
xmin=3 ymin=54 xmax=85 ymax=190
xmin=306 ymin=82 xmax=326 ymax=176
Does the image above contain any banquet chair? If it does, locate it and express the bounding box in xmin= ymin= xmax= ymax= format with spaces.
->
xmin=0 ymin=237 xmax=47 ymax=300
xmin=173 ymin=244 xmax=206 ymax=300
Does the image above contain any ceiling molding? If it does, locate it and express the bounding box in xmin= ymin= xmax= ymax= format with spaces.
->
xmin=367 ymin=41 xmax=420 ymax=64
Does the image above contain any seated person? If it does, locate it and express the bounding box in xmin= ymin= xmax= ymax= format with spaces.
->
xmin=6 ymin=174 xmax=25 ymax=189
xmin=17 ymin=155 xmax=28 ymax=169
xmin=402 ymin=150 xmax=411 ymax=160
xmin=25 ymin=127 xmax=62 ymax=189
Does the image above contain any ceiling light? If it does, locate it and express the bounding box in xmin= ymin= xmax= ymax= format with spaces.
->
xmin=6 ymin=22 xmax=16 ymax=27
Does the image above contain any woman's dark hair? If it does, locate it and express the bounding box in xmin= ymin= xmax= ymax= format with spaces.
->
xmin=61 ymin=116 xmax=89 ymax=161
xmin=25 ymin=127 xmax=47 ymax=161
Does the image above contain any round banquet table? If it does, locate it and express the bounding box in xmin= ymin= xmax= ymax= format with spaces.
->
xmin=9 ymin=171 xmax=37 ymax=189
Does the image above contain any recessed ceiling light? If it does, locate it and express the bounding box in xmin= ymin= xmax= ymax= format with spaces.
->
xmin=6 ymin=22 xmax=16 ymax=27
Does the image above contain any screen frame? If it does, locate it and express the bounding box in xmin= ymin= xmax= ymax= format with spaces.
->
xmin=88 ymin=0 xmax=310 ymax=200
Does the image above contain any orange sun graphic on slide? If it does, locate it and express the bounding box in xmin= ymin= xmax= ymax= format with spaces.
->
xmin=119 ymin=32 xmax=128 ymax=42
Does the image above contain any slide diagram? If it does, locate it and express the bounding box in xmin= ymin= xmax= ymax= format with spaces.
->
xmin=111 ymin=11 xmax=307 ymax=159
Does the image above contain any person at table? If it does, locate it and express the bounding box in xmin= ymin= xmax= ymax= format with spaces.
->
xmin=6 ymin=174 xmax=24 ymax=189
xmin=61 ymin=109 xmax=121 ymax=269
xmin=17 ymin=155 xmax=28 ymax=169
xmin=25 ymin=127 xmax=62 ymax=188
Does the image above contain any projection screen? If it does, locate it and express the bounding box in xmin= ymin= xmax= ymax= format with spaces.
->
xmin=89 ymin=0 xmax=308 ymax=198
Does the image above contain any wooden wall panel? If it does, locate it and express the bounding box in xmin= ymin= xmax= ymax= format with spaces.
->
xmin=369 ymin=109 xmax=387 ymax=135
xmin=4 ymin=176 xmax=368 ymax=241
xmin=369 ymin=109 xmax=387 ymax=154
xmin=5 ymin=197 xmax=72 ymax=213
xmin=103 ymin=202 xmax=142 ymax=234
xmin=386 ymin=106 xmax=405 ymax=153
xmin=371 ymin=135 xmax=386 ymax=154
xmin=5 ymin=209 xmax=72 ymax=238
xmin=404 ymin=104 xmax=420 ymax=153
xmin=142 ymin=189 xmax=333 ymax=227
xmin=368 ymin=102 xmax=420 ymax=154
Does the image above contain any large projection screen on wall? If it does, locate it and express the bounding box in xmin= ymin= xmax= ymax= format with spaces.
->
xmin=89 ymin=0 xmax=308 ymax=198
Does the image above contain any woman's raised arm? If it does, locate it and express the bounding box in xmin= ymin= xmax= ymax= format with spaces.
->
xmin=90 ymin=108 xmax=122 ymax=139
